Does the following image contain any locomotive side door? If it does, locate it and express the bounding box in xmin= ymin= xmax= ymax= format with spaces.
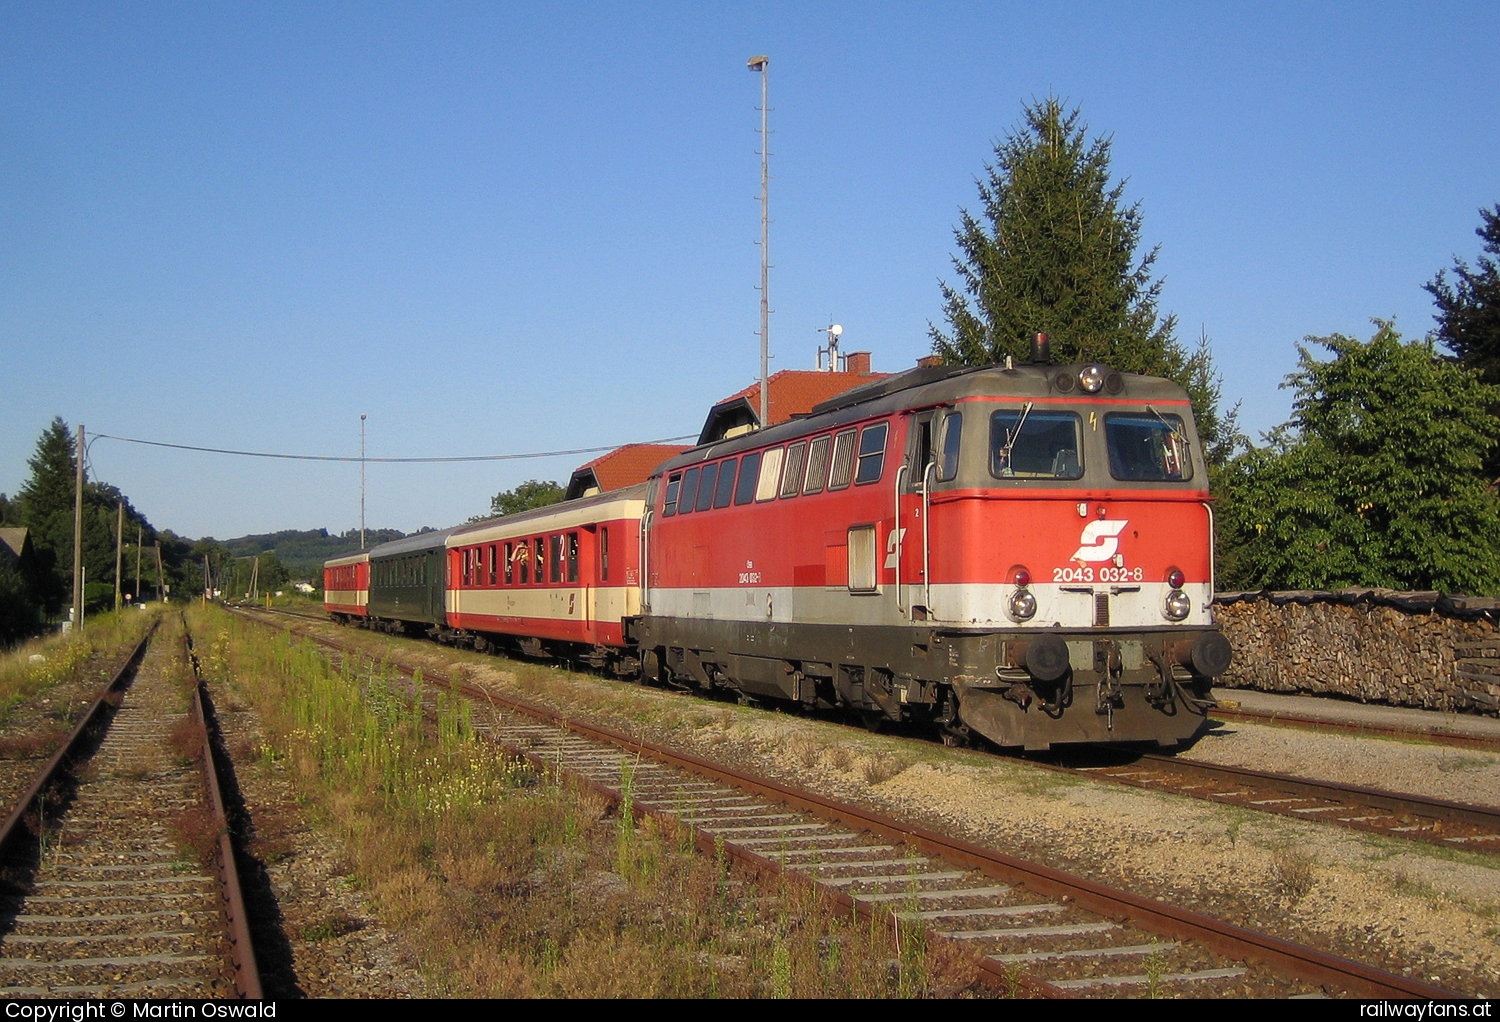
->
xmin=896 ymin=409 xmax=938 ymax=621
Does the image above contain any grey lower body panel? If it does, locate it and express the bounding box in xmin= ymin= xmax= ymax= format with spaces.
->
xmin=633 ymin=614 xmax=1218 ymax=751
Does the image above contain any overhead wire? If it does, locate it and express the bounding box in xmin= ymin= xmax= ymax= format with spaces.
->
xmin=88 ymin=431 xmax=698 ymax=464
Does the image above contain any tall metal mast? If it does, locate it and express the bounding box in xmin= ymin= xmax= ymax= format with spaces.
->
xmin=748 ymin=55 xmax=770 ymax=428
xmin=359 ymin=413 xmax=367 ymax=549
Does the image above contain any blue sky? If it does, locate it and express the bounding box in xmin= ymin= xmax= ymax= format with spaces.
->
xmin=3 ymin=2 xmax=1496 ymax=539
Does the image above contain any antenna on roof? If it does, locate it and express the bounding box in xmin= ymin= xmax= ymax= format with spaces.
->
xmin=817 ymin=323 xmax=843 ymax=372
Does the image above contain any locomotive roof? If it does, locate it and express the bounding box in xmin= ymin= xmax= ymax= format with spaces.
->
xmin=659 ymin=361 xmax=1195 ymax=471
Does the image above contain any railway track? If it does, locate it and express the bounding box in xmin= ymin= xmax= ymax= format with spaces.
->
xmin=0 ymin=618 xmax=261 ymax=998
xmin=260 ymin=603 xmax=1500 ymax=858
xmin=1212 ymin=702 xmax=1500 ymax=754
xmin=237 ymin=607 xmax=1464 ymax=998
xmin=1049 ymin=751 xmax=1500 ymax=853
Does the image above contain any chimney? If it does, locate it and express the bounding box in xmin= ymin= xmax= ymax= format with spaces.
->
xmin=916 ymin=355 xmax=943 ymax=368
xmin=845 ymin=351 xmax=872 ymax=375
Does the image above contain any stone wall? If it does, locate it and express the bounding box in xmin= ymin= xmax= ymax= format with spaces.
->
xmin=1213 ymin=589 xmax=1500 ymax=715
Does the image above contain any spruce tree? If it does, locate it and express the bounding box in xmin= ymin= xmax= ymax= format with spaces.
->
xmin=14 ymin=418 xmax=78 ymax=614
xmin=1428 ymin=204 xmax=1500 ymax=389
xmin=931 ymin=98 xmax=1232 ymax=460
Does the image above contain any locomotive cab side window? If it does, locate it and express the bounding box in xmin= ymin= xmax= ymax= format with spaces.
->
xmin=1106 ymin=412 xmax=1194 ymax=481
xmin=936 ymin=412 xmax=963 ymax=482
xmin=662 ymin=472 xmax=682 ymax=516
xmin=854 ymin=422 xmax=889 ymax=485
xmin=989 ymin=409 xmax=1083 ymax=480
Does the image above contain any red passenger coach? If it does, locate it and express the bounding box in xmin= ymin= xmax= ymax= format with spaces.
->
xmin=323 ymin=552 xmax=370 ymax=621
xmin=633 ymin=356 xmax=1232 ymax=751
xmin=444 ymin=484 xmax=647 ymax=670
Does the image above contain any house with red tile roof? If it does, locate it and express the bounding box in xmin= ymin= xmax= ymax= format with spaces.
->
xmin=697 ymin=351 xmax=888 ymax=445
xmin=564 ymin=443 xmax=692 ymax=499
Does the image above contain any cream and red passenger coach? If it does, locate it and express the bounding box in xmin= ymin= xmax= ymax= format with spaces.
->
xmin=322 ymin=552 xmax=369 ymax=621
xmin=443 ymin=485 xmax=647 ymax=668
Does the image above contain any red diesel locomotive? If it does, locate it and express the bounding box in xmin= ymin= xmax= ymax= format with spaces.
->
xmin=328 ymin=354 xmax=1230 ymax=750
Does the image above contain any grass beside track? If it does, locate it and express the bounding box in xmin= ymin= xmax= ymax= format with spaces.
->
xmin=195 ymin=605 xmax=986 ymax=998
xmin=0 ymin=606 xmax=159 ymax=730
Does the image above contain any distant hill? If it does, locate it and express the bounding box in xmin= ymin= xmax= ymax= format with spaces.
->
xmin=215 ymin=528 xmax=414 ymax=579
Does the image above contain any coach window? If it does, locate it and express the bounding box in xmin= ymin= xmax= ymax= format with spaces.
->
xmin=535 ymin=538 xmax=546 ymax=584
xmin=504 ymin=543 xmax=514 ymax=585
xmin=567 ymin=532 xmax=579 ymax=582
xmin=694 ymin=462 xmax=719 ymax=512
xmin=600 ymin=527 xmax=609 ymax=581
xmin=663 ymin=472 xmax=682 ymax=516
xmin=548 ymin=535 xmax=561 ymax=583
xmin=854 ymin=422 xmax=889 ymax=484
xmin=755 ymin=448 xmax=783 ymax=501
xmin=734 ymin=451 xmax=761 ymax=505
xmin=936 ymin=412 xmax=963 ymax=482
xmin=518 ymin=542 xmax=530 ymax=584
xmin=828 ymin=430 xmax=857 ymax=490
xmin=678 ymin=467 xmax=701 ymax=515
xmin=803 ymin=436 xmax=831 ymax=494
xmin=489 ymin=545 xmax=498 ymax=586
xmin=713 ymin=457 xmax=738 ymax=508
xmin=779 ymin=441 xmax=807 ymax=498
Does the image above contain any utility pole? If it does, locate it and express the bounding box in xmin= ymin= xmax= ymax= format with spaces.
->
xmin=748 ymin=55 xmax=770 ymax=429
xmin=71 ymin=425 xmax=85 ymax=631
xmin=113 ymin=501 xmax=123 ymax=611
xmin=360 ymin=413 xmax=367 ymax=549
xmin=134 ymin=524 xmax=142 ymax=602
xmin=155 ymin=542 xmax=165 ymax=602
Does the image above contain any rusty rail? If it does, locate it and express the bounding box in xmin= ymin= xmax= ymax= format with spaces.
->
xmin=183 ymin=629 xmax=263 ymax=999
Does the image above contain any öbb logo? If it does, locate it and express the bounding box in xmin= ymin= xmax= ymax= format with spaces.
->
xmin=1071 ymin=520 xmax=1129 ymax=562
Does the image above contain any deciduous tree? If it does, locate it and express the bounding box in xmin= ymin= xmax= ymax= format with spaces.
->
xmin=1216 ymin=322 xmax=1500 ymax=594
xmin=475 ymin=480 xmax=565 ymax=522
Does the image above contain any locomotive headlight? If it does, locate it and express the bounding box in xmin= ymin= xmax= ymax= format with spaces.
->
xmin=1009 ymin=588 xmax=1038 ymax=621
xmin=1079 ymin=364 xmax=1107 ymax=393
xmin=1164 ymin=589 xmax=1191 ymax=621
